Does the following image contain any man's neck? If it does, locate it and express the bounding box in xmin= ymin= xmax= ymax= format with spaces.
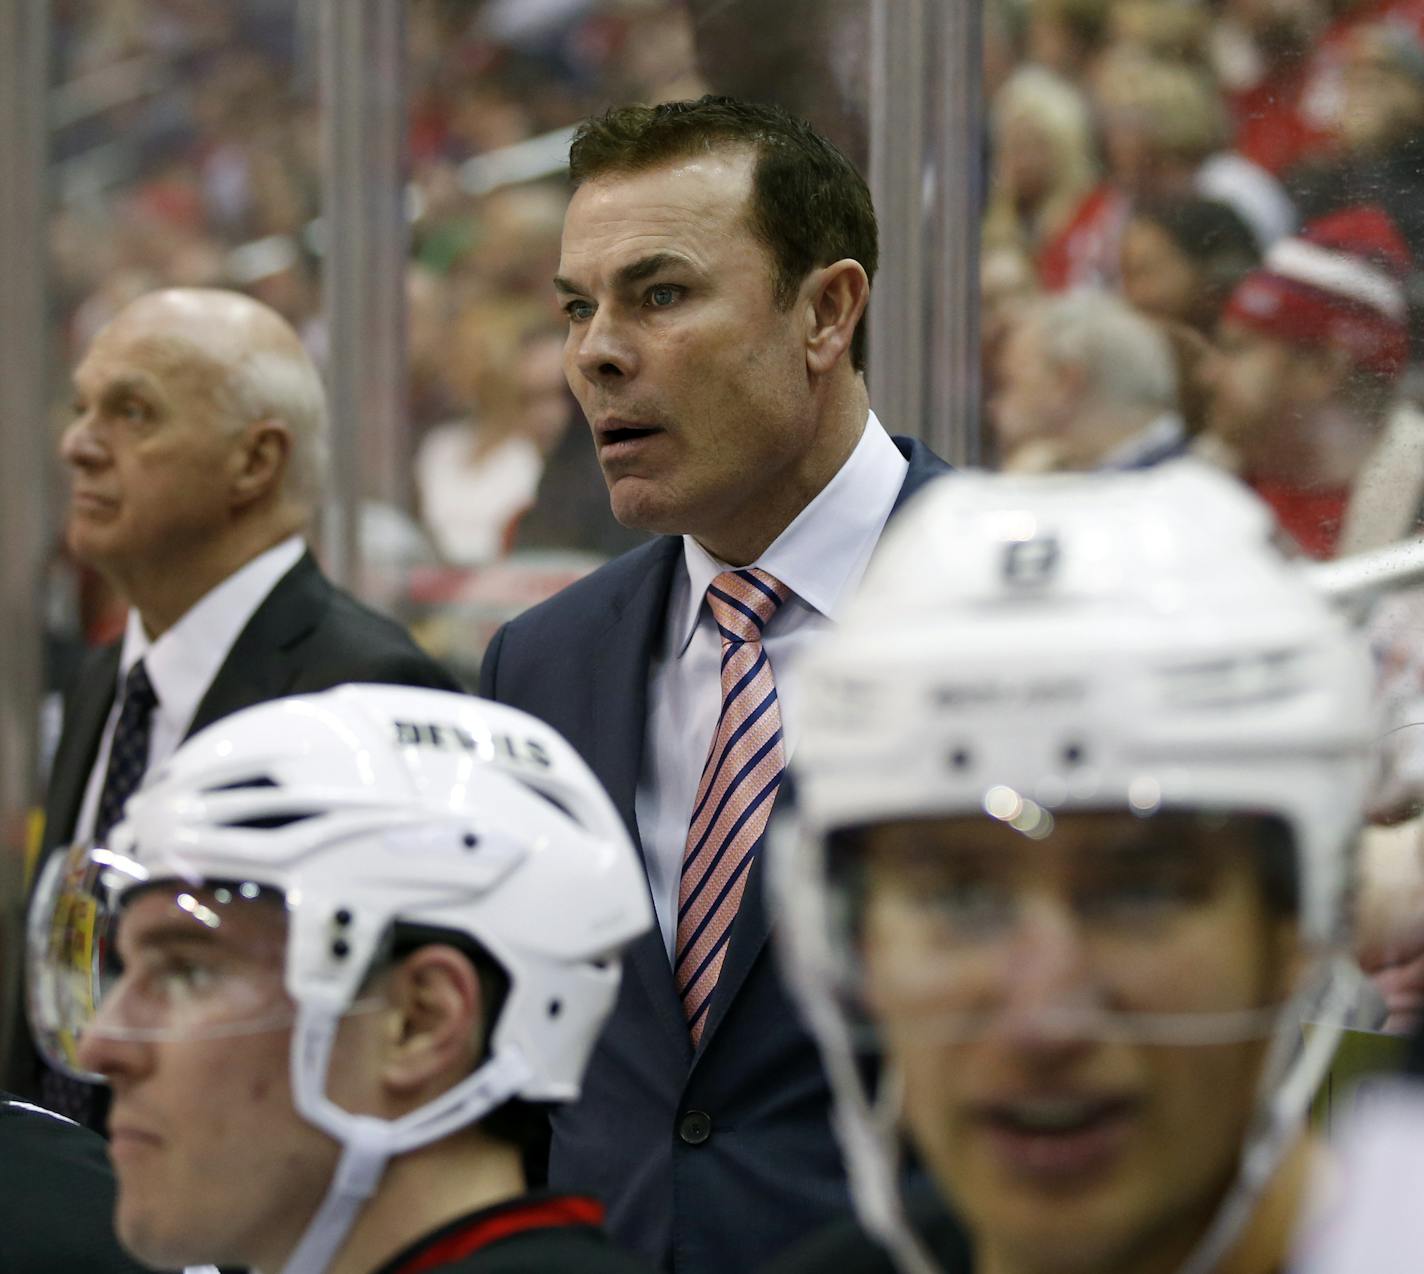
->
xmin=321 ymin=1135 xmax=526 ymax=1274
xmin=117 ymin=517 xmax=300 ymax=638
xmin=695 ymin=374 xmax=870 ymax=567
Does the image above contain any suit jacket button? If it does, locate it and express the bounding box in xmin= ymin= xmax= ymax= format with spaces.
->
xmin=678 ymin=1110 xmax=712 ymax=1146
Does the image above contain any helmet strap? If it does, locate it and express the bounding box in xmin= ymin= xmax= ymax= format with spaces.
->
xmin=277 ymin=1001 xmax=536 ymax=1274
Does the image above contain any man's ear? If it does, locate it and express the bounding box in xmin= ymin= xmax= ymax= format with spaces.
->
xmin=803 ymin=259 xmax=870 ymax=376
xmin=380 ymin=945 xmax=485 ymax=1099
xmin=230 ymin=418 xmax=292 ymax=510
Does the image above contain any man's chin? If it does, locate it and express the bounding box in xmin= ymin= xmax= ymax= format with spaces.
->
xmin=607 ymin=477 xmax=683 ymax=535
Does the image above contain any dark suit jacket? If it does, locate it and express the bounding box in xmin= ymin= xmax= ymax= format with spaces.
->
xmin=478 ymin=437 xmax=950 ymax=1274
xmin=41 ymin=551 xmax=462 ymax=858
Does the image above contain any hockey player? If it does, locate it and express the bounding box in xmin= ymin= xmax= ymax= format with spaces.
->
xmin=27 ymin=684 xmax=657 ymax=1274
xmin=771 ymin=463 xmax=1400 ymax=1274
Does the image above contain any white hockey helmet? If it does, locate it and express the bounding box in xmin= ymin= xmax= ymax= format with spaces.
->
xmin=29 ymin=684 xmax=651 ymax=1274
xmin=789 ymin=460 xmax=1375 ymax=949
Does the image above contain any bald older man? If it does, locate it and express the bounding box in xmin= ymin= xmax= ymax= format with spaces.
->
xmin=26 ymin=288 xmax=459 ymax=1118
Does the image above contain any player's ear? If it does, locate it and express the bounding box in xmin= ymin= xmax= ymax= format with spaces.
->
xmin=230 ymin=418 xmax=291 ymax=509
xmin=803 ymin=259 xmax=870 ymax=376
xmin=380 ymin=945 xmax=484 ymax=1097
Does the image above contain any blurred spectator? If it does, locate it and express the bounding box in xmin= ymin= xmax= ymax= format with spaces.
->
xmin=1025 ymin=0 xmax=1112 ymax=81
xmin=415 ymin=300 xmax=570 ymax=565
xmin=1108 ymin=0 xmax=1213 ymax=66
xmin=979 ymin=236 xmax=1042 ymax=453
xmin=992 ymin=288 xmax=1185 ymax=470
xmin=1207 ymin=206 xmax=1416 ymax=557
xmin=1289 ymin=20 xmax=1424 ymax=268
xmin=1121 ymin=195 xmax=1261 ymax=333
xmin=1216 ymin=0 xmax=1332 ymax=176
xmin=985 ymin=65 xmax=1115 ymax=289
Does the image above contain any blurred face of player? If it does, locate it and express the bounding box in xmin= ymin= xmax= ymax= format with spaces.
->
xmin=854 ymin=810 xmax=1301 ymax=1274
xmin=75 ymin=888 xmax=345 ymax=1272
xmin=555 ymin=148 xmax=835 ymax=564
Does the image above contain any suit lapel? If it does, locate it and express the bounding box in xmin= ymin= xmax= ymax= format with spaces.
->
xmin=186 ymin=553 xmax=327 ymax=739
xmin=585 ymin=537 xmax=683 ymax=857
xmin=586 ymin=538 xmax=694 ymax=1060
xmin=694 ymin=436 xmax=953 ymax=1059
xmin=43 ymin=645 xmax=121 ymax=851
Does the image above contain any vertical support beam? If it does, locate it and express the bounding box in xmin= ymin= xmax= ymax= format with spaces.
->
xmin=930 ymin=0 xmax=983 ymax=468
xmin=0 ymin=0 xmax=50 ymax=1076
xmin=867 ymin=0 xmax=983 ymax=465
xmin=318 ymin=0 xmax=408 ymax=591
xmin=867 ymin=0 xmax=927 ymax=448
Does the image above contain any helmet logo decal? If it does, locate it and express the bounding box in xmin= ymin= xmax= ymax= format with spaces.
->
xmin=1002 ymin=534 xmax=1061 ymax=589
xmin=394 ymin=720 xmax=553 ymax=768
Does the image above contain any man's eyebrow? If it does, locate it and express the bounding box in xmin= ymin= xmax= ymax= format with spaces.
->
xmin=78 ymin=373 xmax=162 ymax=405
xmin=553 ymin=252 xmax=694 ymax=297
xmin=118 ymin=921 xmax=221 ymax=958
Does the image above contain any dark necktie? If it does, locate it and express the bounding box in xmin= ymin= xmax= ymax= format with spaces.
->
xmin=674 ymin=568 xmax=790 ymax=1045
xmin=93 ymin=659 xmax=158 ymax=845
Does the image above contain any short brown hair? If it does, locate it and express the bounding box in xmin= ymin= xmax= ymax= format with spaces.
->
xmin=569 ymin=95 xmax=878 ymax=371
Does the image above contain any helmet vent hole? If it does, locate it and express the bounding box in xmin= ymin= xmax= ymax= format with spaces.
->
xmin=463 ymin=833 xmax=479 ymax=850
xmin=547 ymin=999 xmax=562 ymax=1019
xmin=205 ymin=775 xmax=279 ymax=793
xmin=222 ymin=811 xmax=319 ymax=830
xmin=1061 ymin=742 xmax=1085 ymax=766
xmin=949 ymin=748 xmax=972 ymax=770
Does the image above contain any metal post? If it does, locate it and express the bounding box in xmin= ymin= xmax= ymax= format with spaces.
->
xmin=0 ymin=0 xmax=50 ymax=1077
xmin=931 ymin=0 xmax=983 ymax=468
xmin=867 ymin=0 xmax=983 ymax=465
xmin=318 ymin=0 xmax=409 ymax=591
xmin=867 ymin=0 xmax=928 ymax=446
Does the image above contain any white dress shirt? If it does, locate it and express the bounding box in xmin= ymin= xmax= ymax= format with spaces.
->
xmin=74 ymin=535 xmax=306 ymax=842
xmin=636 ymin=412 xmax=909 ymax=959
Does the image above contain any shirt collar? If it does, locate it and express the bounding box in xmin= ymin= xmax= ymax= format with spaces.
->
xmin=672 ymin=411 xmax=907 ymax=655
xmin=119 ymin=536 xmax=306 ymax=734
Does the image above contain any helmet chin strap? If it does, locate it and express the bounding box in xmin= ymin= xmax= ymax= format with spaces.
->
xmin=274 ymin=1003 xmax=535 ymax=1274
xmin=1173 ymin=955 xmax=1362 ymax=1274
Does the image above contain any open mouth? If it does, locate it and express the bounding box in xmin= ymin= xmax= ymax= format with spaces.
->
xmin=978 ymin=1096 xmax=1137 ymax=1178
xmin=600 ymin=424 xmax=660 ymax=446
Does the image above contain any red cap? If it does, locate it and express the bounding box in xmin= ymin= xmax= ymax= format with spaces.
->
xmin=1224 ymin=206 xmax=1413 ymax=379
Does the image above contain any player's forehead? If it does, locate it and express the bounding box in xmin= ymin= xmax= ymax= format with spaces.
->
xmin=117 ymin=883 xmax=288 ymax=963
xmin=856 ymin=807 xmax=1271 ymax=864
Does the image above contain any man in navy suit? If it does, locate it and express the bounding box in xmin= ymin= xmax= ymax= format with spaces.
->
xmin=478 ymin=96 xmax=948 ymax=1273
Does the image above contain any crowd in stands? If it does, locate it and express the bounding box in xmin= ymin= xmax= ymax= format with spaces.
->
xmin=984 ymin=0 xmax=1424 ymax=563
xmin=46 ymin=0 xmax=1424 ymax=616
xmin=48 ymin=0 xmax=702 ymax=656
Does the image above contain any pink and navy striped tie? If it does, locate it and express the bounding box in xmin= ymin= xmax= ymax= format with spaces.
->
xmin=675 ymin=567 xmax=790 ymax=1045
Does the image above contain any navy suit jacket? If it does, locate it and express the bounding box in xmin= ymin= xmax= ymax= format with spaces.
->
xmin=478 ymin=437 xmax=950 ymax=1273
